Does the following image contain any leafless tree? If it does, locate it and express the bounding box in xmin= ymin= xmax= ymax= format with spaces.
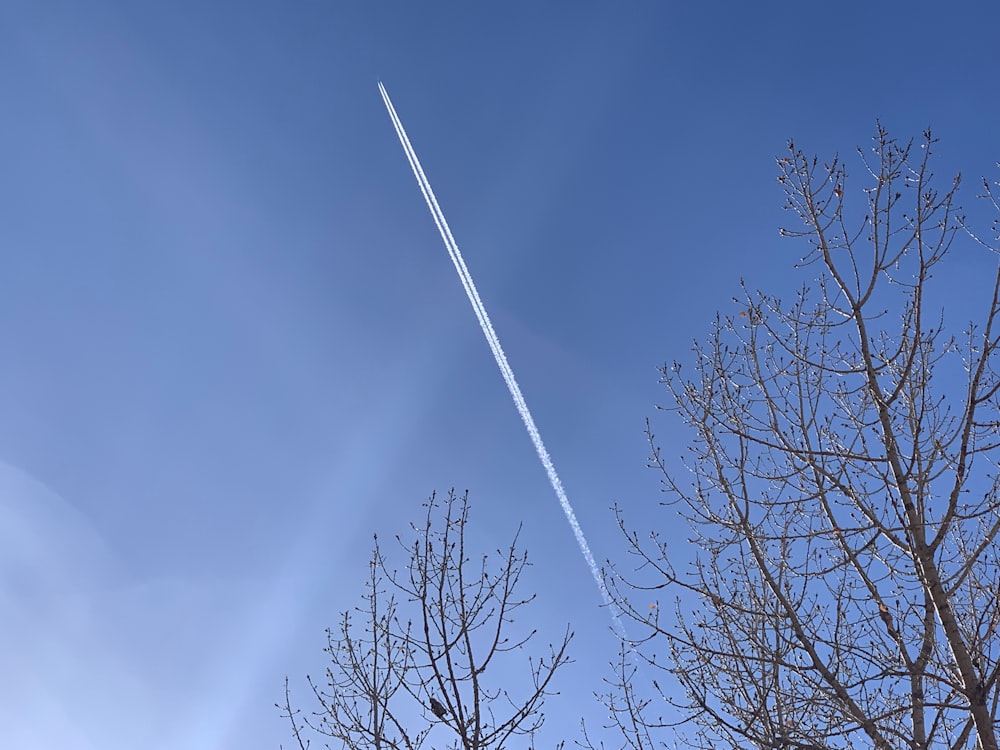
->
xmin=605 ymin=127 xmax=1000 ymax=750
xmin=280 ymin=490 xmax=573 ymax=750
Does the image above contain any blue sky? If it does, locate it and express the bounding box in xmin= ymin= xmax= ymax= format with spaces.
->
xmin=1 ymin=2 xmax=998 ymax=748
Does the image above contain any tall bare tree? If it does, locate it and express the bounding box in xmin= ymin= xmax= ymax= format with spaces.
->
xmin=606 ymin=127 xmax=1000 ymax=750
xmin=280 ymin=490 xmax=572 ymax=750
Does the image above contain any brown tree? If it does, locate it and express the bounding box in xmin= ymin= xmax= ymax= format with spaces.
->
xmin=280 ymin=490 xmax=572 ymax=750
xmin=606 ymin=127 xmax=1000 ymax=750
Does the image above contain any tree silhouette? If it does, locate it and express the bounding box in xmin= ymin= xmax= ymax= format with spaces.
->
xmin=281 ymin=490 xmax=572 ymax=750
xmin=604 ymin=127 xmax=1000 ymax=750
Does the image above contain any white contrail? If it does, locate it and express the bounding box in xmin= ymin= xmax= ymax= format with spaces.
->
xmin=378 ymin=82 xmax=624 ymax=637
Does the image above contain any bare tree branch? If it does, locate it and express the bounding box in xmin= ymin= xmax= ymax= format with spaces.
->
xmin=283 ymin=490 xmax=573 ymax=750
xmin=606 ymin=127 xmax=1000 ymax=750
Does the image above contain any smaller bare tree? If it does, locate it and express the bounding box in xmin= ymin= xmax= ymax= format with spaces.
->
xmin=280 ymin=490 xmax=573 ymax=750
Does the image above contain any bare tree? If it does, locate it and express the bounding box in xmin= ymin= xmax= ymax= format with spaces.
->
xmin=606 ymin=127 xmax=1000 ymax=750
xmin=280 ymin=490 xmax=573 ymax=750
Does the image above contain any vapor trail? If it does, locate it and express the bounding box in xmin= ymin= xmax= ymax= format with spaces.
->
xmin=378 ymin=82 xmax=624 ymax=637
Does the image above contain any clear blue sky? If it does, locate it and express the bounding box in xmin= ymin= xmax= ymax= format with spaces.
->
xmin=1 ymin=2 xmax=998 ymax=748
